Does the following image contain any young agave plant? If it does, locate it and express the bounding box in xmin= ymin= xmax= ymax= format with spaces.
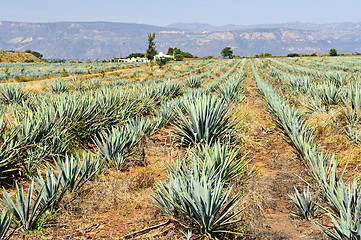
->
xmin=174 ymin=94 xmax=236 ymax=147
xmin=2 ymin=181 xmax=50 ymax=231
xmin=0 ymin=209 xmax=12 ymax=239
xmin=289 ymin=186 xmax=318 ymax=220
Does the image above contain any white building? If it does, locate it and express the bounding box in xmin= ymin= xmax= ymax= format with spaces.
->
xmin=154 ymin=52 xmax=173 ymax=60
xmin=116 ymin=57 xmax=150 ymax=63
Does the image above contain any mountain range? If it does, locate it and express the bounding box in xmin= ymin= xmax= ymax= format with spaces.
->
xmin=1 ymin=21 xmax=361 ymax=59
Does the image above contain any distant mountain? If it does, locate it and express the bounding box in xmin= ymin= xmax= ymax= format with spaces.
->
xmin=167 ymin=21 xmax=361 ymax=32
xmin=165 ymin=22 xmax=217 ymax=31
xmin=0 ymin=21 xmax=168 ymax=59
xmin=1 ymin=21 xmax=361 ymax=59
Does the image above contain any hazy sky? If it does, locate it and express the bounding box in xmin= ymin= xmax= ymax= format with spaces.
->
xmin=2 ymin=0 xmax=360 ymax=26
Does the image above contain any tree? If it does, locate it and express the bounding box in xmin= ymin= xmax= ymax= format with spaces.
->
xmin=287 ymin=53 xmax=299 ymax=57
xmin=25 ymin=49 xmax=43 ymax=59
xmin=221 ymin=47 xmax=233 ymax=59
xmin=145 ymin=33 xmax=157 ymax=60
xmin=329 ymin=48 xmax=337 ymax=56
xmin=174 ymin=54 xmax=184 ymax=61
xmin=156 ymin=57 xmax=170 ymax=68
xmin=167 ymin=47 xmax=193 ymax=60
xmin=126 ymin=53 xmax=144 ymax=58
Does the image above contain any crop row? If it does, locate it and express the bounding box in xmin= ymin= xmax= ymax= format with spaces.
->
xmin=252 ymin=60 xmax=361 ymax=239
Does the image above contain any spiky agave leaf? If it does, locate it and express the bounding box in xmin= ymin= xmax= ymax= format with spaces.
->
xmin=318 ymin=203 xmax=361 ymax=240
xmin=34 ymin=168 xmax=64 ymax=212
xmin=0 ymin=134 xmax=22 ymax=180
xmin=0 ymin=208 xmax=12 ymax=239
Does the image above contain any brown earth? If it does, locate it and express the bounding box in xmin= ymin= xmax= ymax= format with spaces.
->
xmin=240 ymin=62 xmax=326 ymax=239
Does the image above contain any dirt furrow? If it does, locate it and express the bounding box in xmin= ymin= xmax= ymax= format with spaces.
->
xmin=241 ymin=62 xmax=324 ymax=239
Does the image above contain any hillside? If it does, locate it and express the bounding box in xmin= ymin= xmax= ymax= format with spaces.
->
xmin=0 ymin=50 xmax=43 ymax=63
xmin=1 ymin=21 xmax=361 ymax=59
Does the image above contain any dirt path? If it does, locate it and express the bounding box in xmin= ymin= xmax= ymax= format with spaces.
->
xmin=241 ymin=62 xmax=325 ymax=239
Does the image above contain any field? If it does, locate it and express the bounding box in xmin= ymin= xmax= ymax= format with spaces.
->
xmin=0 ymin=56 xmax=360 ymax=239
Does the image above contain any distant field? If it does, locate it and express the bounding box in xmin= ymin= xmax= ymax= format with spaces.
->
xmin=0 ymin=56 xmax=360 ymax=239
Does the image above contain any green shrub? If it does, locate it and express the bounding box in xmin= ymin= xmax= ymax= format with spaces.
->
xmin=329 ymin=48 xmax=337 ymax=56
xmin=287 ymin=53 xmax=299 ymax=57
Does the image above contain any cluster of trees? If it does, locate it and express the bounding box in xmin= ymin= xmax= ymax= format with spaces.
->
xmin=126 ymin=53 xmax=144 ymax=58
xmin=286 ymin=49 xmax=338 ymax=57
xmin=254 ymin=53 xmax=272 ymax=58
xmin=25 ymin=49 xmax=43 ymax=59
xmin=167 ymin=48 xmax=193 ymax=61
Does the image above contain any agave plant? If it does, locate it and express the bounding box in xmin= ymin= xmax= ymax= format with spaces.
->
xmin=127 ymin=116 xmax=161 ymax=136
xmin=345 ymin=83 xmax=361 ymax=113
xmin=0 ymin=83 xmax=28 ymax=104
xmin=105 ymin=79 xmax=126 ymax=88
xmin=84 ymin=78 xmax=101 ymax=90
xmin=2 ymin=181 xmax=51 ymax=230
xmin=191 ymin=142 xmax=253 ymax=183
xmin=186 ymin=76 xmax=202 ymax=88
xmin=157 ymin=100 xmax=177 ymax=124
xmin=344 ymin=125 xmax=360 ymax=143
xmin=310 ymin=81 xmax=341 ymax=108
xmin=289 ymin=186 xmax=318 ymax=220
xmin=180 ymin=230 xmax=192 ymax=240
xmin=0 ymin=209 xmax=12 ymax=239
xmin=174 ymin=94 xmax=236 ymax=147
xmin=0 ymin=130 xmax=24 ymax=180
xmin=219 ymin=78 xmax=245 ymax=102
xmin=14 ymin=107 xmax=71 ymax=164
xmin=325 ymin=179 xmax=361 ymax=219
xmin=55 ymin=152 xmax=103 ymax=193
xmin=51 ymin=79 xmax=69 ymax=93
xmin=319 ymin=204 xmax=361 ymax=240
xmin=95 ymin=126 xmax=140 ymax=169
xmin=152 ymin=168 xmax=245 ymax=237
